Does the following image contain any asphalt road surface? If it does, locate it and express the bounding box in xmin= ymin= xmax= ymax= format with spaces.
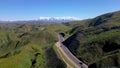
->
xmin=57 ymin=33 xmax=88 ymax=68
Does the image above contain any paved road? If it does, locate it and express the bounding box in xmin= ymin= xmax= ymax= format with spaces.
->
xmin=57 ymin=33 xmax=88 ymax=68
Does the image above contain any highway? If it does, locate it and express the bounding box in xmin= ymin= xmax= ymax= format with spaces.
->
xmin=56 ymin=33 xmax=88 ymax=68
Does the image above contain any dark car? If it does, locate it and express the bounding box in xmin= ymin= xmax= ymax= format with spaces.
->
xmin=79 ymin=62 xmax=83 ymax=65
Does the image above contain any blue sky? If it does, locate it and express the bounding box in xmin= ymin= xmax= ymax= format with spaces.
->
xmin=0 ymin=0 xmax=120 ymax=20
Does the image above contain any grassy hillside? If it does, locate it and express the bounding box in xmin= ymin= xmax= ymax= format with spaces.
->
xmin=89 ymin=10 xmax=120 ymax=26
xmin=63 ymin=11 xmax=120 ymax=68
xmin=0 ymin=23 xmax=69 ymax=68
xmin=1 ymin=10 xmax=120 ymax=68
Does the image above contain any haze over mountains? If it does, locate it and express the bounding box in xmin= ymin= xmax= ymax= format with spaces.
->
xmin=39 ymin=17 xmax=81 ymax=22
xmin=0 ymin=17 xmax=81 ymax=23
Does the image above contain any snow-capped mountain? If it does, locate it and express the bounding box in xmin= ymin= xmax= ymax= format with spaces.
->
xmin=0 ymin=17 xmax=81 ymax=23
xmin=38 ymin=17 xmax=81 ymax=22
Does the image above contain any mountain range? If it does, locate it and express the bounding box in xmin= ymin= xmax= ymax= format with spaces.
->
xmin=0 ymin=17 xmax=81 ymax=23
xmin=0 ymin=10 xmax=120 ymax=68
xmin=38 ymin=17 xmax=81 ymax=22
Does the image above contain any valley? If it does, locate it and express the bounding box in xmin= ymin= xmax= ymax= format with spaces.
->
xmin=0 ymin=10 xmax=120 ymax=68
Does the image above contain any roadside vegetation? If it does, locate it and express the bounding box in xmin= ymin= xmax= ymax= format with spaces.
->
xmin=63 ymin=11 xmax=120 ymax=68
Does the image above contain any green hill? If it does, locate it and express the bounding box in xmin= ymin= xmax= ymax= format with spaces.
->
xmin=89 ymin=10 xmax=120 ymax=26
xmin=63 ymin=11 xmax=120 ymax=68
xmin=1 ymin=10 xmax=120 ymax=68
xmin=0 ymin=23 xmax=68 ymax=68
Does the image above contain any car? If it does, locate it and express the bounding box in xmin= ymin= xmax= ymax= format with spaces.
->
xmin=79 ymin=62 xmax=83 ymax=65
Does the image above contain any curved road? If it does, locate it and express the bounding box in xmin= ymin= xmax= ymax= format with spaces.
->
xmin=56 ymin=33 xmax=88 ymax=68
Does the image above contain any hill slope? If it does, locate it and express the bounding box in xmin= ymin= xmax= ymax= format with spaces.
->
xmin=89 ymin=11 xmax=120 ymax=26
xmin=63 ymin=10 xmax=120 ymax=68
xmin=0 ymin=23 xmax=69 ymax=68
